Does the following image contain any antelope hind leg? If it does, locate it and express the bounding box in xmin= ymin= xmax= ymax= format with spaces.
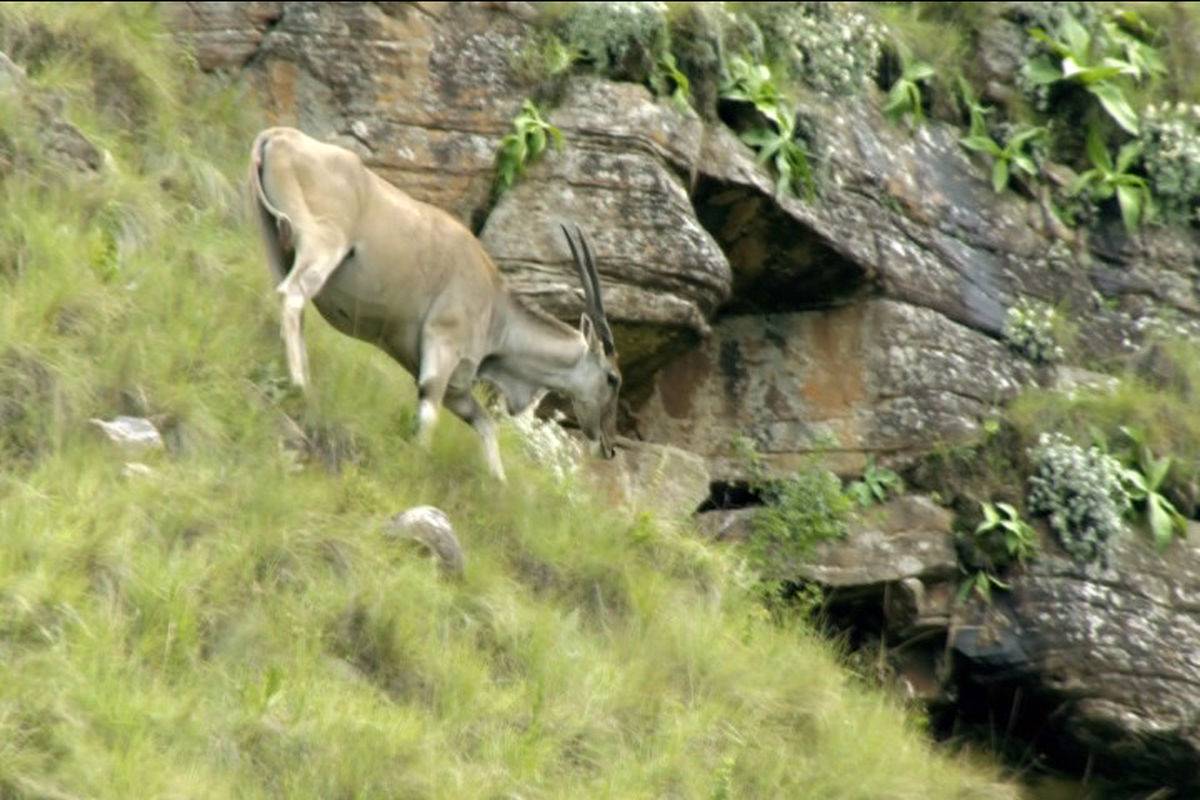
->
xmin=414 ymin=337 xmax=464 ymax=449
xmin=276 ymin=238 xmax=349 ymax=389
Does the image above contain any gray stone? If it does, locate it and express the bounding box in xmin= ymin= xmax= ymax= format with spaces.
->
xmin=89 ymin=416 xmax=165 ymax=451
xmin=580 ymin=437 xmax=711 ymax=522
xmin=952 ymin=526 xmax=1200 ymax=786
xmin=636 ymin=299 xmax=1030 ymax=480
xmin=693 ymin=507 xmax=757 ymax=543
xmin=385 ymin=506 xmax=465 ymax=578
xmin=799 ymin=495 xmax=958 ymax=588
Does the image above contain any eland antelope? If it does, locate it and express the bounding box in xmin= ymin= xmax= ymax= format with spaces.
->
xmin=248 ymin=126 xmax=621 ymax=481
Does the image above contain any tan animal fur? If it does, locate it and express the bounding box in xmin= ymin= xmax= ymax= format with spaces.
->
xmin=248 ymin=126 xmax=621 ymax=481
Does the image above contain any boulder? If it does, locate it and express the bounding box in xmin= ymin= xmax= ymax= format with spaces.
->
xmin=385 ymin=506 xmax=465 ymax=578
xmin=800 ymin=495 xmax=958 ymax=589
xmin=951 ymin=526 xmax=1200 ymax=787
xmin=580 ymin=438 xmax=711 ymax=522
xmin=636 ymin=299 xmax=1031 ymax=479
xmin=480 ymin=77 xmax=732 ymax=379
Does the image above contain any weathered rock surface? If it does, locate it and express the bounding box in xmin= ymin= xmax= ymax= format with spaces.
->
xmin=480 ymin=77 xmax=731 ymax=379
xmin=0 ymin=50 xmax=103 ymax=174
xmin=678 ymin=93 xmax=1200 ymax=480
xmin=89 ymin=415 xmax=165 ymax=452
xmin=800 ymin=495 xmax=957 ymax=588
xmin=951 ymin=526 xmax=1200 ymax=788
xmin=637 ymin=300 xmax=1031 ymax=478
xmin=580 ymin=438 xmax=710 ymax=522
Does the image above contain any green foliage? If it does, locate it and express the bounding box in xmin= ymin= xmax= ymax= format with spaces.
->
xmin=649 ymin=50 xmax=691 ymax=112
xmin=720 ymin=57 xmax=815 ymax=200
xmin=1139 ymin=102 xmax=1200 ymax=226
xmin=554 ymin=0 xmax=668 ymax=82
xmin=884 ymin=50 xmax=936 ymax=127
xmin=748 ymin=466 xmax=852 ymax=585
xmin=956 ymin=500 xmax=1039 ymax=604
xmin=846 ymin=457 xmax=904 ymax=509
xmin=960 ymin=123 xmax=1047 ymax=194
xmin=737 ymin=2 xmax=885 ymax=97
xmin=1117 ymin=426 xmax=1188 ymax=550
xmin=1022 ymin=8 xmax=1153 ymax=135
xmin=1002 ymin=297 xmax=1064 ymax=365
xmin=733 ymin=437 xmax=849 ymax=601
xmin=492 ymin=99 xmax=563 ymax=200
xmin=511 ymin=29 xmax=579 ymax=85
xmin=1026 ymin=432 xmax=1131 ymax=564
xmin=1068 ymin=126 xmax=1153 ymax=232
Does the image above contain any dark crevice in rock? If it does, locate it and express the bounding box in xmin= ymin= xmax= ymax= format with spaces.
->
xmin=940 ymin=647 xmax=1200 ymax=793
xmin=691 ymin=174 xmax=871 ymax=316
xmin=695 ymin=480 xmax=761 ymax=513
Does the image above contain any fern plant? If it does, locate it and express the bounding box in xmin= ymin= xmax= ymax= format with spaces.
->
xmin=493 ymin=99 xmax=564 ymax=200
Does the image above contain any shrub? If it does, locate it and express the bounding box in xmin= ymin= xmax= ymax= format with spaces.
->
xmin=748 ymin=466 xmax=851 ymax=585
xmin=1026 ymin=432 xmax=1130 ymax=563
xmin=737 ymin=3 xmax=884 ymax=97
xmin=957 ymin=501 xmax=1039 ymax=603
xmin=1139 ymin=102 xmax=1200 ymax=226
xmin=492 ymin=99 xmax=563 ymax=200
xmin=555 ymin=1 xmax=669 ymax=86
xmin=1003 ymin=298 xmax=1064 ymax=365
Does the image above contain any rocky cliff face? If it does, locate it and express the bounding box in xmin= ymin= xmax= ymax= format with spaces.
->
xmin=167 ymin=1 xmax=1200 ymax=790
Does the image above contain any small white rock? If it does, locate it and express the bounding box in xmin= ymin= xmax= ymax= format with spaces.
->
xmin=90 ymin=416 xmax=164 ymax=451
xmin=385 ymin=506 xmax=465 ymax=578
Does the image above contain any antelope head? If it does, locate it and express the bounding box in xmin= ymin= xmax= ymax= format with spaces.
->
xmin=561 ymin=223 xmax=621 ymax=459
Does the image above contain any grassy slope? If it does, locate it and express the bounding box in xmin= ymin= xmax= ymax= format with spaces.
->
xmin=0 ymin=5 xmax=1017 ymax=798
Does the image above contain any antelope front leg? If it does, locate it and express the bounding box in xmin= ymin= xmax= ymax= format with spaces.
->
xmin=445 ymin=389 xmax=506 ymax=482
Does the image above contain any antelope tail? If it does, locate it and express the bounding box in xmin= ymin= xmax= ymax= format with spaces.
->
xmin=248 ymin=131 xmax=294 ymax=287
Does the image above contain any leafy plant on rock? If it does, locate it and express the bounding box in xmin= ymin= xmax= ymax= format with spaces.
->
xmin=649 ymin=51 xmax=691 ymax=112
xmin=1068 ymin=126 xmax=1153 ymax=232
xmin=1118 ymin=426 xmax=1188 ymax=550
xmin=1026 ymin=432 xmax=1130 ymax=565
xmin=493 ymin=99 xmax=563 ymax=200
xmin=1023 ymin=9 xmax=1151 ymax=135
xmin=883 ymin=48 xmax=935 ymax=127
xmin=1003 ymin=298 xmax=1064 ymax=365
xmin=720 ymin=57 xmax=815 ymax=200
xmin=957 ymin=501 xmax=1039 ymax=603
xmin=960 ymin=124 xmax=1047 ymax=194
xmin=846 ymin=457 xmax=903 ymax=508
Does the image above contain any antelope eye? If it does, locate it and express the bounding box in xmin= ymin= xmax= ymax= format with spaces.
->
xmin=606 ymin=372 xmax=620 ymax=388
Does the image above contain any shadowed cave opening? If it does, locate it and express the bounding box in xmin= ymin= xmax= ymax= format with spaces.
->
xmin=691 ymin=174 xmax=870 ymax=315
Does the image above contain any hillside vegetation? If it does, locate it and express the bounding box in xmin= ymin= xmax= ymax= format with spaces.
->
xmin=0 ymin=5 xmax=1017 ymax=798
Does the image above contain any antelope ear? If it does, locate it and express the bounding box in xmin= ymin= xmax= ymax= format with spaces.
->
xmin=580 ymin=313 xmax=601 ymax=351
